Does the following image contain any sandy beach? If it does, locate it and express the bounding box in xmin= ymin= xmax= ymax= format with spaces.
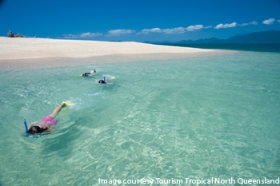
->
xmin=0 ymin=37 xmax=219 ymax=61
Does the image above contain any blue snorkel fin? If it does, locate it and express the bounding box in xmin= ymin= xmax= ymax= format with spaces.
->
xmin=24 ymin=119 xmax=29 ymax=136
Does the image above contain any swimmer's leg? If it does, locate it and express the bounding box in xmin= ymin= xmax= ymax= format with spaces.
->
xmin=49 ymin=103 xmax=66 ymax=118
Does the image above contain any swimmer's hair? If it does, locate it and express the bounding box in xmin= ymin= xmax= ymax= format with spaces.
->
xmin=28 ymin=126 xmax=45 ymax=134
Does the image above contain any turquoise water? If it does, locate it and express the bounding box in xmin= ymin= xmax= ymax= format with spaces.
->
xmin=0 ymin=51 xmax=280 ymax=186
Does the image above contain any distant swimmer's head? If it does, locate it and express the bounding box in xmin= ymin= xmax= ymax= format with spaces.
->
xmin=98 ymin=79 xmax=107 ymax=84
xmin=28 ymin=125 xmax=45 ymax=134
xmin=81 ymin=73 xmax=89 ymax=77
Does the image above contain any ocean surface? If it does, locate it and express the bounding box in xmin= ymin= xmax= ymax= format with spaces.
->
xmin=162 ymin=44 xmax=280 ymax=53
xmin=0 ymin=50 xmax=280 ymax=186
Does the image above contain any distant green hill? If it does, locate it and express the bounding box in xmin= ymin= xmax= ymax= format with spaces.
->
xmin=152 ymin=31 xmax=280 ymax=53
xmin=168 ymin=30 xmax=280 ymax=44
xmin=226 ymin=30 xmax=280 ymax=44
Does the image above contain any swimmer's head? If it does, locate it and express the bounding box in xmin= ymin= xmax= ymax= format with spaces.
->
xmin=28 ymin=125 xmax=45 ymax=134
xmin=98 ymin=79 xmax=107 ymax=84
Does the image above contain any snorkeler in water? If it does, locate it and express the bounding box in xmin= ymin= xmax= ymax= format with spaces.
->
xmin=98 ymin=76 xmax=107 ymax=84
xmin=28 ymin=102 xmax=67 ymax=134
xmin=80 ymin=68 xmax=96 ymax=77
xmin=98 ymin=75 xmax=115 ymax=84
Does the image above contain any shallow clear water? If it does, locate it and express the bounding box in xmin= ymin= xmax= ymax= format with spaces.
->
xmin=0 ymin=51 xmax=280 ymax=186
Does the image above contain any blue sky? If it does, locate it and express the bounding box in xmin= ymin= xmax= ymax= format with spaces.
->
xmin=0 ymin=0 xmax=280 ymax=41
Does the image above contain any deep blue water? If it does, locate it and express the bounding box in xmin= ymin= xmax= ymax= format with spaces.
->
xmin=159 ymin=44 xmax=280 ymax=53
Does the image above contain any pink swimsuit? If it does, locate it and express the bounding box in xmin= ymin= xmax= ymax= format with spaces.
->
xmin=42 ymin=116 xmax=57 ymax=125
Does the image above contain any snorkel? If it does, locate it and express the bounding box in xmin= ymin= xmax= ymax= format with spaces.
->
xmin=24 ymin=119 xmax=29 ymax=136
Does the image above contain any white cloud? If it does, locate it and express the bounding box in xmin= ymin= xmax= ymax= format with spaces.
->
xmin=239 ymin=21 xmax=258 ymax=27
xmin=64 ymin=32 xmax=102 ymax=39
xmin=140 ymin=28 xmax=162 ymax=34
xmin=63 ymin=18 xmax=274 ymax=39
xmin=80 ymin=32 xmax=102 ymax=38
xmin=162 ymin=27 xmax=185 ymax=34
xmin=140 ymin=27 xmax=185 ymax=34
xmin=249 ymin=21 xmax=258 ymax=25
xmin=215 ymin=22 xmax=237 ymax=29
xmin=262 ymin=18 xmax=275 ymax=25
xmin=186 ymin=24 xmax=204 ymax=31
xmin=107 ymin=29 xmax=134 ymax=36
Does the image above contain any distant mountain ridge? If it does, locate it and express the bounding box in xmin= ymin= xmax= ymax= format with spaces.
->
xmin=169 ymin=30 xmax=280 ymax=44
